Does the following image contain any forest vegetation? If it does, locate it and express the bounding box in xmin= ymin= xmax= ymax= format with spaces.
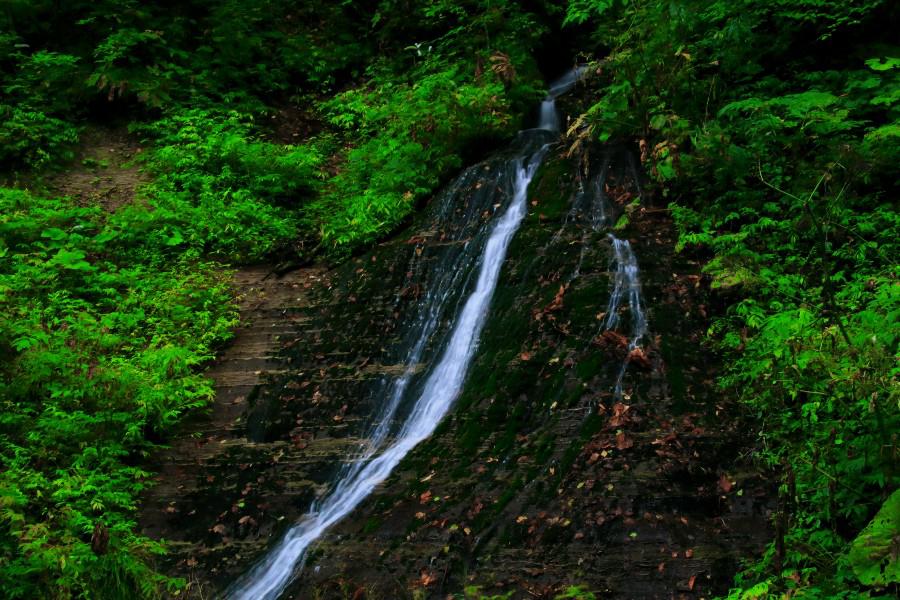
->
xmin=0 ymin=0 xmax=897 ymax=598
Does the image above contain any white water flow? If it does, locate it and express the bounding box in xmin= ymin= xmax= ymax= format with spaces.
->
xmin=564 ymin=158 xmax=612 ymax=283
xmin=539 ymin=64 xmax=588 ymax=132
xmin=544 ymin=145 xmax=648 ymax=400
xmin=539 ymin=99 xmax=561 ymax=131
xmin=225 ymin=68 xmax=591 ymax=600
xmin=226 ymin=133 xmax=563 ymax=600
xmin=602 ymin=234 xmax=648 ymax=398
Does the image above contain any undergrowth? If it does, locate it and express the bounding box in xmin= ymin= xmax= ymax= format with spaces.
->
xmin=566 ymin=0 xmax=898 ymax=597
xmin=0 ymin=188 xmax=236 ymax=597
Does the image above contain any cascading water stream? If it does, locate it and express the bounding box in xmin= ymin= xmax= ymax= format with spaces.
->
xmin=602 ymin=234 xmax=648 ymax=398
xmin=539 ymin=64 xmax=586 ymax=132
xmin=539 ymin=98 xmax=561 ymax=132
xmin=226 ymin=69 xmax=583 ymax=600
xmin=553 ymin=151 xmax=649 ymax=400
xmin=560 ymin=158 xmax=612 ymax=281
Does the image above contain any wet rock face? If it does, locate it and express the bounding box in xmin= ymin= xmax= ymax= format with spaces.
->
xmin=140 ymin=145 xmax=772 ymax=599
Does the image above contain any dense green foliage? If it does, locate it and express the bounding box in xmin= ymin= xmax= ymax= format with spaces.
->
xmin=1 ymin=0 xmax=896 ymax=597
xmin=566 ymin=0 xmax=898 ymax=596
xmin=2 ymin=1 xmax=547 ymax=254
xmin=0 ymin=185 xmax=240 ymax=596
xmin=134 ymin=110 xmax=324 ymax=260
xmin=316 ymin=63 xmax=520 ymax=249
xmin=0 ymin=1 xmax=553 ymax=597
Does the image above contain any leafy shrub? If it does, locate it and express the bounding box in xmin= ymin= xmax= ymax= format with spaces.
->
xmin=4 ymin=51 xmax=86 ymax=115
xmin=316 ymin=60 xmax=521 ymax=252
xmin=0 ymin=186 xmax=242 ymax=597
xmin=0 ymin=106 xmax=79 ymax=170
xmin=0 ymin=42 xmax=83 ymax=170
xmin=130 ymin=109 xmax=324 ymax=261
xmin=89 ymin=28 xmax=190 ymax=107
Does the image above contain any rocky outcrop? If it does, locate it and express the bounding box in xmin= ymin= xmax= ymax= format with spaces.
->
xmin=140 ymin=145 xmax=772 ymax=599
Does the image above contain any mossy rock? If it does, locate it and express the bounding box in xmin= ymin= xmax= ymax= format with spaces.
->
xmin=847 ymin=489 xmax=900 ymax=586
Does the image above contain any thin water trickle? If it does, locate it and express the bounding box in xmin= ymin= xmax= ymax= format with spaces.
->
xmin=549 ymin=149 xmax=648 ymax=400
xmin=602 ymin=234 xmax=648 ymax=398
xmin=547 ymin=65 xmax=588 ymax=99
xmin=540 ymin=65 xmax=588 ymax=131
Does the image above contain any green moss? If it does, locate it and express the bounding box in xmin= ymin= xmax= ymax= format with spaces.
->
xmin=657 ymin=306 xmax=688 ymax=412
xmin=457 ymin=415 xmax=485 ymax=455
xmin=492 ymin=477 xmax=524 ymax=516
xmin=362 ymin=516 xmax=383 ymax=535
xmin=529 ymin=157 xmax=575 ymax=221
xmin=533 ymin=430 xmax=557 ymax=465
xmin=576 ymin=354 xmax=603 ymax=381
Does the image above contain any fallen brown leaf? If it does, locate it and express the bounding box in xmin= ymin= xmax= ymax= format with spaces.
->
xmin=718 ymin=473 xmax=734 ymax=493
xmin=609 ymin=403 xmax=631 ymax=427
xmin=419 ymin=570 xmax=437 ymax=586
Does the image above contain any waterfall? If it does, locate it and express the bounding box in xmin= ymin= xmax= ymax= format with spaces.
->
xmin=602 ymin=234 xmax=648 ymax=398
xmin=539 ymin=64 xmax=587 ymax=131
xmin=226 ymin=68 xmax=587 ymax=600
xmin=539 ymin=99 xmax=561 ymax=131
xmin=227 ymin=150 xmax=546 ymax=600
